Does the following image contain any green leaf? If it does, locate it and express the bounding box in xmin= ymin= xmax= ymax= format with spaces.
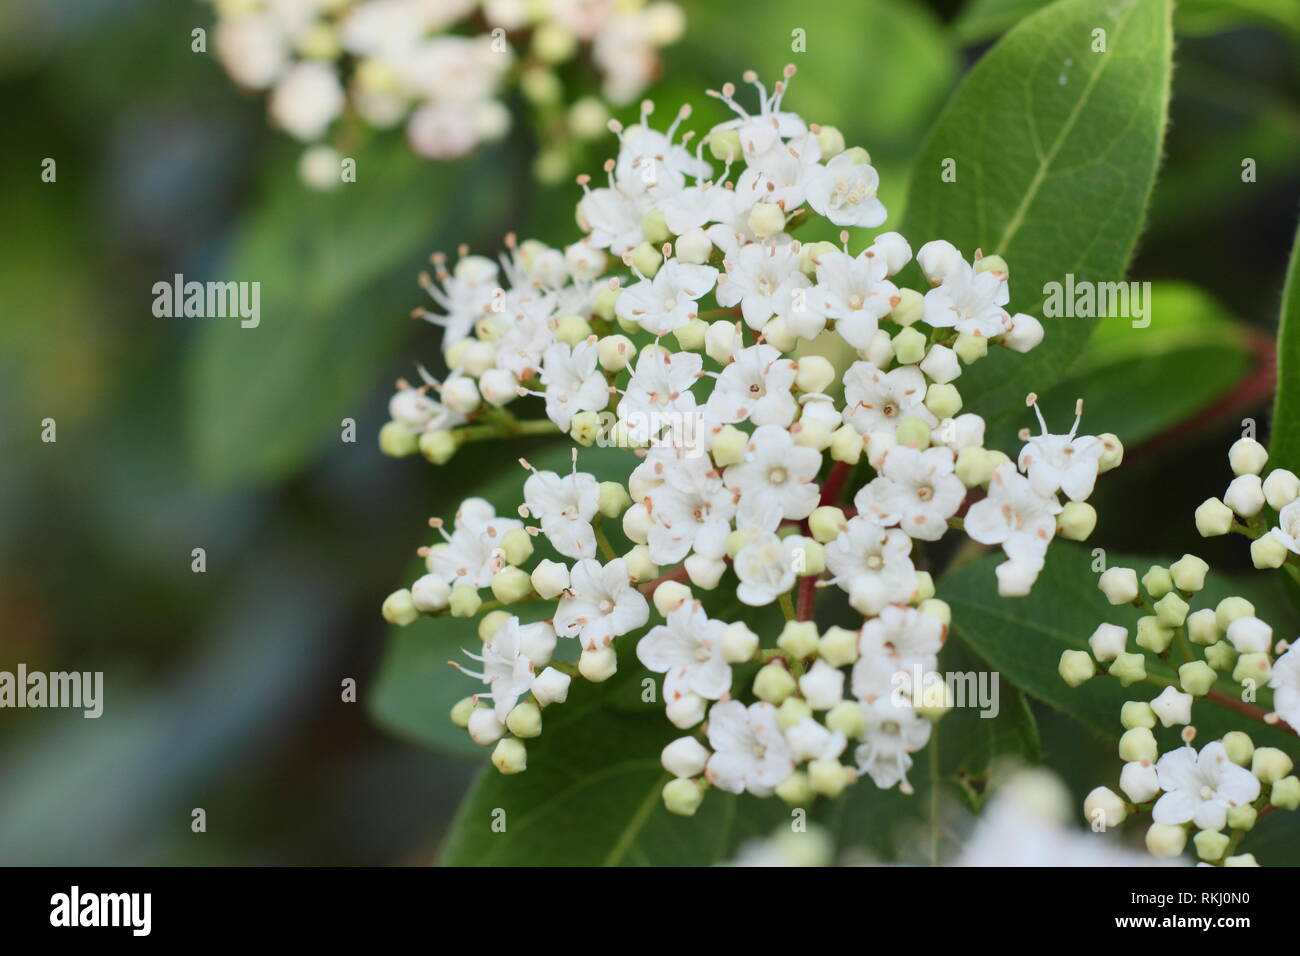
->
xmin=953 ymin=0 xmax=1300 ymax=44
xmin=1270 ymin=215 xmax=1300 ymax=475
xmin=1037 ymin=281 xmax=1253 ymax=447
xmin=903 ymin=0 xmax=1173 ymax=433
xmin=186 ymin=140 xmax=510 ymax=488
xmin=940 ymin=543 xmax=1298 ymax=749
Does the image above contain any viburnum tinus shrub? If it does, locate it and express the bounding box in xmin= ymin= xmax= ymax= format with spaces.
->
xmin=378 ymin=67 xmax=1122 ymax=815
xmin=1060 ymin=437 xmax=1300 ymax=867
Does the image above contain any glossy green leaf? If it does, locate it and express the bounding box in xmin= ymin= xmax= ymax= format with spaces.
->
xmin=903 ymin=0 xmax=1173 ymax=433
xmin=954 ymin=0 xmax=1300 ymax=44
xmin=1270 ymin=215 xmax=1300 ymax=475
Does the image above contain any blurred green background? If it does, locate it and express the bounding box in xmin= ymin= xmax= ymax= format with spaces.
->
xmin=0 ymin=0 xmax=1297 ymax=864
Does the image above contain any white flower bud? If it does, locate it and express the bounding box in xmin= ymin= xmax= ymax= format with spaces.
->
xmin=1263 ymin=468 xmax=1300 ymax=510
xmin=1120 ymin=760 xmax=1160 ymax=803
xmin=382 ymin=588 xmax=420 ymax=626
xmin=1224 ymin=474 xmax=1265 ymax=518
xmin=1169 ymin=554 xmax=1209 ymax=592
xmin=871 ymin=231 xmax=912 ymax=276
xmin=579 ymin=646 xmax=618 ymax=682
xmin=653 ymin=581 xmax=692 ymax=618
xmin=531 ymin=666 xmax=571 ymax=707
xmin=1226 ymin=615 xmax=1272 ymax=653
xmin=799 ymin=660 xmax=845 ymax=710
xmin=674 ymin=227 xmax=713 ymax=264
xmin=1058 ymin=649 xmax=1095 ymax=687
xmin=1145 ymin=823 xmax=1187 ymax=859
xmin=530 ymin=559 xmax=570 ymax=600
xmin=441 ymin=375 xmax=480 ymax=414
xmin=919 ymin=344 xmax=961 ymax=384
xmin=479 ymin=368 xmax=518 ymax=406
xmin=410 ymin=574 xmax=451 ymax=612
xmin=862 ymin=327 xmax=895 ymax=367
xmin=1252 ymin=531 xmax=1289 ymax=568
xmin=468 ymin=707 xmax=505 ymax=746
xmin=995 ymin=559 xmax=1038 ymax=597
xmin=1057 ymin=500 xmax=1097 ymax=541
xmin=662 ymin=777 xmax=704 ymax=816
xmin=661 ymin=736 xmax=710 ymax=778
xmin=1149 ymin=685 xmax=1193 ymax=727
xmin=624 ymin=544 xmax=659 ymax=584
xmin=795 ymin=354 xmax=835 ymax=393
xmin=1098 ymin=567 xmax=1139 ymax=605
xmin=1087 ymin=623 xmax=1127 ymax=662
xmin=1119 ymin=727 xmax=1157 ymax=763
xmin=1228 ymin=437 xmax=1268 ymax=476
xmin=491 ymin=737 xmax=527 ymax=774
xmin=1002 ymin=313 xmax=1044 ymax=352
xmin=747 ymin=201 xmax=786 ymax=239
xmin=1194 ymin=497 xmax=1234 ymax=536
xmin=666 ymin=690 xmax=707 ymax=728
xmin=685 ymin=554 xmax=726 ymax=589
xmin=705 ymin=320 xmax=740 ymax=364
xmin=1083 ymin=786 xmax=1127 ymax=828
xmin=506 ymin=701 xmax=543 ymax=738
xmin=621 ymin=502 xmax=652 ymax=545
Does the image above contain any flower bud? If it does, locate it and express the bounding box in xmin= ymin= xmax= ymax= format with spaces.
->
xmin=1057 ymin=501 xmax=1097 ymax=541
xmin=778 ymin=621 xmax=820 ymax=659
xmin=1229 ymin=437 xmax=1268 ymax=476
xmin=841 ymin=146 xmax=872 ymax=165
xmin=441 ymin=375 xmax=480 ymax=414
xmin=1224 ymin=474 xmax=1265 ymax=518
xmin=1232 ymin=652 xmax=1271 ymax=685
xmin=382 ymin=588 xmax=420 ymax=626
xmin=629 ymin=242 xmax=663 ymax=280
xmin=1110 ymin=651 xmax=1147 ymax=687
xmin=1002 ymin=313 xmax=1044 ymax=352
xmin=799 ymin=660 xmax=845 ymax=710
xmin=754 ymin=662 xmax=797 ymax=703
xmin=892 ymin=326 xmax=927 ymax=365
xmin=920 ymin=597 xmax=951 ymax=627
xmin=625 ymin=544 xmax=659 ymax=585
xmin=709 ymin=423 xmax=748 ymax=467
xmin=596 ymin=481 xmax=631 ymax=519
xmin=554 ymin=313 xmax=593 ymax=346
xmin=1182 ymin=608 xmax=1218 ymax=646
xmin=410 ymin=574 xmax=451 ymax=613
xmin=1179 ymin=661 xmax=1217 ymax=697
xmin=920 ymin=345 xmax=961 ymax=384
xmin=488 ymin=738 xmax=525 ymax=775
xmin=1204 ymin=640 xmax=1237 ymax=673
xmin=829 ymin=424 xmax=864 ymax=464
xmin=666 ymin=691 xmax=707 ymax=728
xmin=861 ymin=329 xmax=895 ymax=369
xmin=506 ymin=701 xmax=543 ymax=738
xmin=1194 ymin=829 xmax=1230 ymax=862
xmin=1119 ymin=727 xmax=1158 ymax=763
xmin=1168 ymin=557 xmax=1208 ymax=595
xmin=1226 ymin=615 xmax=1272 ymax=654
xmin=673 ymin=317 xmax=708 ymax=351
xmin=531 ymin=667 xmax=570 ymax=707
xmin=1083 ymin=786 xmax=1127 ymax=828
xmin=895 ymin=416 xmax=931 ymax=450
xmin=468 ymin=707 xmax=505 ymax=746
xmin=1251 ymin=532 xmax=1289 ymax=569
xmin=955 ymin=446 xmax=996 ymax=487
xmin=528 ymin=560 xmax=569 ymax=602
xmin=774 ymin=771 xmax=813 ymax=805
xmin=477 ymin=610 xmax=511 ymax=642
xmin=1136 ymin=616 xmax=1173 ymax=654
xmin=662 ymin=778 xmax=704 ymax=816
xmin=1263 ymin=468 xmax=1300 ymax=509
xmin=1194 ymin=497 xmax=1234 ymax=536
xmin=500 ymin=527 xmax=534 ymax=566
xmin=595 ymin=334 xmax=634 ymax=372
xmin=808 ymin=759 xmax=849 ymax=798
xmin=748 ymin=201 xmax=786 ymax=239
xmin=579 ymin=646 xmax=618 ymax=682
xmin=419 ymin=429 xmax=457 ymax=465
xmin=450 ymin=696 xmax=476 ymax=728
xmin=662 ymin=736 xmax=710 ymax=778
xmin=491 ymin=566 xmax=533 ymax=604
xmin=1121 ymin=701 xmax=1156 ymax=730
xmin=379 ymin=421 xmax=420 ymax=457
xmin=1088 ymin=623 xmax=1127 ymax=662
xmin=792 ymin=417 xmax=833 ymax=451
xmin=925 ymin=383 xmax=962 ymax=420
xmin=675 ymin=227 xmax=713 ymax=264
xmin=1098 ymin=567 xmax=1139 ymax=605
xmin=952 ymin=333 xmax=988 ymax=364
xmin=720 ymin=622 xmax=759 ymax=663
xmin=1120 ymin=760 xmax=1160 ymax=802
xmin=1224 ymin=853 xmax=1259 ymax=867
xmin=889 ymin=288 xmax=925 ymax=326
xmin=822 ymin=703 xmax=863 ymax=741
xmin=621 ymin=503 xmax=651 ymax=545
xmin=1154 ymin=592 xmax=1189 ymax=628
xmin=794 ymin=354 xmax=835 ymax=394
xmin=1226 ymin=805 xmax=1257 ymax=830
xmin=653 ymin=580 xmax=692 ymax=618
xmin=708 ymin=128 xmax=741 ymax=162
xmin=1145 ymin=823 xmax=1187 ymax=859
xmin=684 ymin=554 xmax=726 ymax=589
xmin=776 ymin=697 xmax=812 ymax=731
xmin=1142 ymin=566 xmax=1174 ymax=599
xmin=818 ymin=626 xmax=859 ymax=667
xmin=1150 ymin=686 xmax=1193 ymax=728
xmin=814 ymin=124 xmax=846 ymax=157
xmin=1269 ymin=775 xmax=1300 ymax=810
xmin=1097 ymin=433 xmax=1124 ymax=472
xmin=1215 ymin=596 xmax=1255 ymax=631
xmin=1058 ymin=649 xmax=1095 ymax=688
xmin=1253 ymin=746 xmax=1293 ymax=783
xmin=1222 ymin=730 xmax=1254 ymax=766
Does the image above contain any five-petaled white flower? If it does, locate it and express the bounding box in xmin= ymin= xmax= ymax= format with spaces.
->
xmin=805 ymin=154 xmax=887 ymax=228
xmin=637 ymin=600 xmax=731 ymax=701
xmin=918 ymin=241 xmax=1012 ymax=338
xmin=855 ymin=445 xmax=965 ymax=541
xmin=1152 ymin=741 xmax=1260 ymax=833
xmin=854 ymin=697 xmax=932 ymax=792
xmin=704 ymin=344 xmax=798 ymax=427
xmin=554 ymin=558 xmax=650 ymax=650
xmin=427 ymin=498 xmax=524 ymax=589
xmin=824 ymin=515 xmax=916 ymax=601
xmin=705 ymin=700 xmax=795 ymax=796
xmin=852 ymin=604 xmax=945 ymax=703
xmin=644 ymin=454 xmax=736 ymax=565
xmin=524 ymin=468 xmax=600 ymax=559
xmin=456 ymin=616 xmax=540 ymax=721
xmin=1017 ymin=397 xmax=1104 ymax=502
xmin=617 ymin=347 xmax=702 ymax=443
xmin=615 ymin=260 xmax=719 ymax=336
xmin=812 ymin=249 xmax=899 ymax=348
xmin=1268 ymin=647 xmax=1300 ymax=731
xmin=964 ymin=462 xmax=1061 ymax=569
xmin=539 ymin=340 xmax=610 ymax=431
xmin=723 ymin=424 xmax=822 ymax=531
xmin=715 ymin=242 xmax=811 ymax=331
xmin=733 ymin=531 xmax=802 ymax=606
xmin=842 ymin=362 xmax=934 ymax=437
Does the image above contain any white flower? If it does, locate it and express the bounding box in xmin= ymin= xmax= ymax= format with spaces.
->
xmin=1152 ymin=742 xmax=1260 ymax=833
xmin=456 ymin=616 xmax=537 ymax=720
xmin=704 ymin=344 xmax=798 ymax=427
xmin=811 ymin=249 xmax=899 ymax=348
xmin=538 ymin=340 xmax=609 ymax=430
xmin=733 ymin=131 xmax=822 ymax=211
xmin=733 ymin=531 xmax=801 ymax=606
xmin=705 ymin=700 xmax=794 ymax=796
xmin=1268 ymin=647 xmax=1300 ymax=729
xmin=824 ymin=515 xmax=916 ymax=601
xmin=804 ymin=154 xmax=887 ymax=227
xmin=615 ymin=260 xmax=719 ymax=336
xmin=418 ymin=253 xmax=500 ymax=346
xmin=842 ymin=362 xmax=934 ymax=437
xmin=215 ymin=13 xmax=289 ymax=90
xmin=854 ymin=445 xmax=964 ymax=541
xmin=553 ymin=558 xmax=650 ymax=650
xmin=524 ymin=468 xmax=600 ymax=559
xmin=723 ymin=425 xmax=821 ymax=530
xmin=636 ymin=601 xmax=731 ymax=701
xmin=617 ymin=347 xmax=702 ymax=443
xmin=716 ymin=242 xmax=810 ymax=331
xmin=1272 ymin=500 xmax=1300 ymax=553
xmin=785 ymin=716 xmax=847 ymax=763
xmin=852 ymin=605 xmax=944 ymax=703
xmin=428 ymin=498 xmax=524 ymax=588
xmin=919 ymin=243 xmax=1012 ymax=338
xmin=578 ymin=183 xmax=646 ymax=256
xmin=644 ymin=454 xmax=735 ymax=565
xmin=965 ymin=462 xmax=1061 ymax=569
xmin=1017 ymin=398 xmax=1104 ymax=502
xmin=269 ymin=61 xmax=346 ymax=141
xmin=854 ymin=697 xmax=931 ymax=791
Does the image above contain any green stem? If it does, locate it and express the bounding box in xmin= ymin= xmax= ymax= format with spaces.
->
xmin=594 ymin=517 xmax=618 ymax=562
xmin=779 ymin=591 xmax=796 ymax=622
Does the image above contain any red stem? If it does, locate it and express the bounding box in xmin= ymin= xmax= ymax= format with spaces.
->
xmin=1206 ymin=688 xmax=1297 ymax=737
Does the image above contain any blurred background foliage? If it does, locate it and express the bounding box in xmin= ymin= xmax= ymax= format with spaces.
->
xmin=0 ymin=0 xmax=1296 ymax=864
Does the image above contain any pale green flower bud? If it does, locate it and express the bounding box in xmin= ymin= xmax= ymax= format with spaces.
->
xmin=569 ymin=410 xmax=602 ymax=446
xmin=1058 ymin=649 xmax=1095 ymax=688
xmin=1169 ymin=554 xmax=1209 ymax=592
xmin=597 ymin=481 xmax=631 ymax=518
xmin=1179 ymin=661 xmax=1217 ymax=697
xmin=623 ymin=544 xmax=658 ymax=585
xmin=761 ymin=317 xmax=797 ymax=352
xmin=829 ymin=424 xmax=864 ymax=464
xmin=895 ymin=416 xmax=931 ymax=450
xmin=382 ymin=588 xmax=420 ymax=626
xmin=1145 ymin=823 xmax=1186 ymax=859
xmin=1154 ymin=592 xmax=1189 ymax=628
xmin=530 ymin=559 xmax=569 ymax=600
xmin=1215 ymin=596 xmax=1255 ymax=631
xmin=1232 ymin=652 xmax=1271 ymax=685
xmin=795 ymin=538 xmax=825 ymax=575
xmin=379 ymin=421 xmax=419 ymax=457
xmin=450 ymin=696 xmax=476 ymax=728
xmin=814 ymin=124 xmax=846 ymax=157
xmin=841 ymin=146 xmax=871 ymax=164
xmin=775 ymin=770 xmax=813 ymax=805
xmin=1222 ymin=730 xmax=1254 ymax=766
xmin=1194 ymin=497 xmax=1234 ymax=536
xmin=629 ymin=242 xmax=662 ymax=279
xmin=1098 ymin=567 xmax=1139 ymax=605
xmin=707 ymin=129 xmax=741 ymax=162
xmin=1204 ymin=640 xmax=1237 ymax=672
xmin=662 ymin=778 xmax=704 ymax=816
xmin=448 ymin=585 xmax=482 ymax=618
xmin=501 ymin=527 xmax=534 ymax=565
xmin=1226 ymin=805 xmax=1257 ymax=830
xmin=1263 ymin=468 xmax=1300 ymax=510
xmin=754 ymin=662 xmax=797 ymax=703
xmin=954 ymin=446 xmax=997 ymax=487
xmin=1270 ymin=775 xmax=1300 ymax=810
xmin=1083 ymin=786 xmax=1126 ymax=828
xmin=892 ymin=326 xmax=927 ymax=364
xmin=1109 ymin=652 xmax=1147 ymax=687
xmin=1251 ymin=533 xmax=1288 ymax=569
xmin=748 ymin=201 xmax=786 ymax=239
xmin=1228 ymin=437 xmax=1268 ymax=476
xmin=491 ymin=566 xmax=533 ymax=604
xmin=776 ymin=696 xmax=813 ymax=731
xmin=1186 ymin=608 xmax=1220 ymax=646
xmin=720 ymin=622 xmax=759 ymax=663
xmin=953 ymin=333 xmax=987 ymax=364
xmin=1097 ymin=433 xmax=1124 ymax=473
xmin=592 ymin=284 xmax=620 ymax=321
xmin=924 ymin=383 xmax=962 ymax=420
xmin=826 ymin=700 xmax=866 ymax=738
xmin=1224 ymin=854 xmax=1259 ymax=867
xmin=974 ymin=253 xmax=1008 ymax=278
xmin=1120 ymin=701 xmax=1156 ymax=730
xmin=579 ymin=646 xmax=618 ymax=682
xmin=710 ymin=424 xmax=748 ymax=467
xmin=653 ymin=580 xmax=691 ymax=618
xmin=506 ymin=701 xmax=543 ymax=738
xmin=914 ymin=571 xmax=936 ymax=602
xmin=819 ymin=626 xmax=859 ymax=668
xmin=478 ymin=609 xmax=511 ymax=641
xmin=675 ymin=227 xmax=713 ymax=265
xmin=622 ymin=503 xmax=651 ymax=545
xmin=1194 ymin=829 xmax=1230 ymax=862
xmin=1142 ymin=566 xmax=1173 ymax=599
xmin=1119 ymin=727 xmax=1158 ymax=763
xmin=597 ymin=333 xmax=635 ymax=371
xmin=890 ymin=288 xmax=925 ymax=326
xmin=673 ymin=317 xmax=708 ymax=351
xmin=920 ymin=598 xmax=951 ymax=627
xmin=419 ymin=429 xmax=457 ymax=465
xmin=1057 ymin=501 xmax=1097 ymax=541
xmin=798 ymin=240 xmax=838 ymax=276
xmin=809 ymin=506 xmax=847 ymax=543
xmin=1252 ymin=746 xmax=1293 ymax=783
xmin=1135 ymin=616 xmax=1173 ymax=654
xmin=808 ymin=759 xmax=849 ymax=798
xmin=777 ymin=621 xmax=820 ymax=659
xmin=641 ymin=208 xmax=671 ymax=244
xmin=795 ymin=354 xmax=835 ymax=393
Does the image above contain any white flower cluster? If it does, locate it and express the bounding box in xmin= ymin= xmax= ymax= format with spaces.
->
xmin=1061 ymin=441 xmax=1300 ymax=865
xmin=380 ymin=69 xmax=1121 ymax=814
xmin=210 ymin=0 xmax=684 ymax=186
